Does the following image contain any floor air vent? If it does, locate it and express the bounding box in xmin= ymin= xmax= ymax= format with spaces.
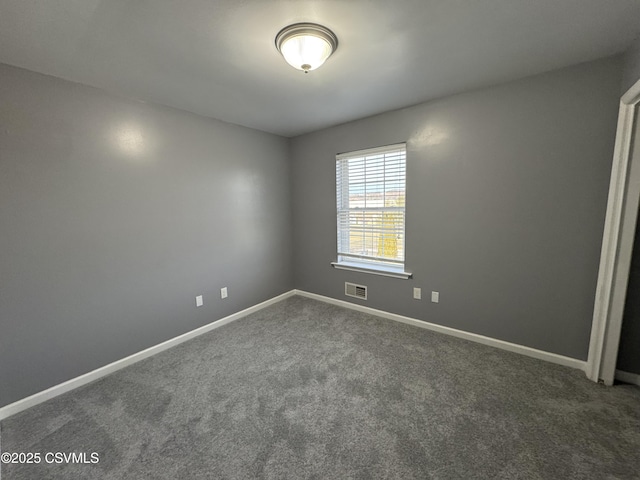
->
xmin=345 ymin=282 xmax=367 ymax=300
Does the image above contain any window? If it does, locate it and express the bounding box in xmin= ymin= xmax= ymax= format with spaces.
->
xmin=332 ymin=143 xmax=411 ymax=279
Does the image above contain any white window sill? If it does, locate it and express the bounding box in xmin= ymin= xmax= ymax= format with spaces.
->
xmin=331 ymin=261 xmax=412 ymax=279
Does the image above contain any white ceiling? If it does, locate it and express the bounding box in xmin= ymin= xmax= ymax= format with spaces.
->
xmin=1 ymin=0 xmax=640 ymax=137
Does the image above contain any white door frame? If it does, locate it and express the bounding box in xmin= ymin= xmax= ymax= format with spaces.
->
xmin=587 ymin=77 xmax=640 ymax=385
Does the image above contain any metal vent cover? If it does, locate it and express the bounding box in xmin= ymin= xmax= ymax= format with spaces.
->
xmin=345 ymin=282 xmax=367 ymax=300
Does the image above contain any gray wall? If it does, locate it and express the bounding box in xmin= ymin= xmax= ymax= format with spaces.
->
xmin=291 ymin=56 xmax=622 ymax=361
xmin=622 ymin=35 xmax=640 ymax=94
xmin=0 ymin=63 xmax=293 ymax=407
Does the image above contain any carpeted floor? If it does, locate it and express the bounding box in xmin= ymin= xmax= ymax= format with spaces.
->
xmin=2 ymin=296 xmax=640 ymax=479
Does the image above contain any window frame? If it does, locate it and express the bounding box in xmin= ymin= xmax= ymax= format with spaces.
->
xmin=331 ymin=143 xmax=412 ymax=279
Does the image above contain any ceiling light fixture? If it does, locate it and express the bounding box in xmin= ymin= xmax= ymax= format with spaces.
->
xmin=275 ymin=23 xmax=338 ymax=73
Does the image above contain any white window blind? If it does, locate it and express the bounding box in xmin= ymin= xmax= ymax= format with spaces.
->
xmin=336 ymin=143 xmax=406 ymax=269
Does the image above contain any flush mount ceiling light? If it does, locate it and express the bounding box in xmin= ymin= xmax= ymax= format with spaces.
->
xmin=275 ymin=23 xmax=338 ymax=73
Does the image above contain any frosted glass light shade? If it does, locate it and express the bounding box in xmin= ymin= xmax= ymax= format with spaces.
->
xmin=280 ymin=35 xmax=332 ymax=72
xmin=276 ymin=23 xmax=338 ymax=73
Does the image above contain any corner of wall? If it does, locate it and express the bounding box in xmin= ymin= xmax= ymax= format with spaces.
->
xmin=622 ymin=35 xmax=640 ymax=94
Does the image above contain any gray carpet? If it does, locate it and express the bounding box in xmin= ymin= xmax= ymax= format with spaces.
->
xmin=2 ymin=296 xmax=640 ymax=479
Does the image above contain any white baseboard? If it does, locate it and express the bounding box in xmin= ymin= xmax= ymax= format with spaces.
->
xmin=0 ymin=288 xmax=594 ymax=421
xmin=0 ymin=290 xmax=296 ymax=421
xmin=615 ymin=369 xmax=640 ymax=386
xmin=294 ymin=289 xmax=587 ymax=371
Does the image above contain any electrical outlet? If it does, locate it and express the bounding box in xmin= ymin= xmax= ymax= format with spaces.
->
xmin=221 ymin=287 xmax=228 ymax=299
xmin=195 ymin=295 xmax=203 ymax=307
xmin=431 ymin=291 xmax=439 ymax=303
xmin=413 ymin=287 xmax=422 ymax=300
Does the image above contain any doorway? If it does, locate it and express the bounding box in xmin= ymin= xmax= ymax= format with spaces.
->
xmin=587 ymin=80 xmax=640 ymax=385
